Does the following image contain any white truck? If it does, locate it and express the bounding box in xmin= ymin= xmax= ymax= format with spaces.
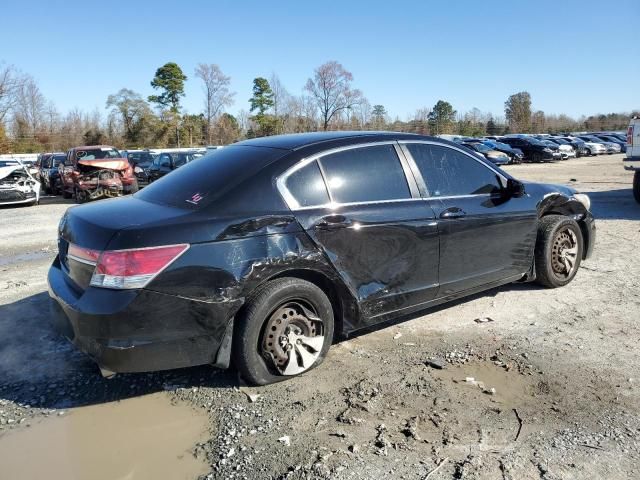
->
xmin=625 ymin=117 xmax=640 ymax=203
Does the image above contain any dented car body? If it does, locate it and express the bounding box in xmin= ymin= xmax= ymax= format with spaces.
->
xmin=0 ymin=160 xmax=41 ymax=206
xmin=48 ymin=132 xmax=596 ymax=380
xmin=60 ymin=146 xmax=138 ymax=202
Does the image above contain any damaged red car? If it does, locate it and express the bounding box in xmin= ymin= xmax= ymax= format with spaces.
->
xmin=60 ymin=146 xmax=138 ymax=202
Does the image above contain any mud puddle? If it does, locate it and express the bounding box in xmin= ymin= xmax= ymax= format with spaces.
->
xmin=0 ymin=392 xmax=208 ymax=480
xmin=432 ymin=361 xmax=543 ymax=406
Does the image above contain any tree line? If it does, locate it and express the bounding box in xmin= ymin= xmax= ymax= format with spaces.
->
xmin=0 ymin=60 xmax=636 ymax=154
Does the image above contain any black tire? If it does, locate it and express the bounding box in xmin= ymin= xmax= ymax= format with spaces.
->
xmin=532 ymin=152 xmax=543 ymax=163
xmin=633 ymin=171 xmax=640 ymax=204
xmin=233 ymin=277 xmax=335 ymax=386
xmin=62 ymin=188 xmax=72 ymax=199
xmin=534 ymin=215 xmax=583 ymax=288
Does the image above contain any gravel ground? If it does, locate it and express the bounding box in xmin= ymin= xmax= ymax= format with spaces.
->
xmin=0 ymin=153 xmax=639 ymax=479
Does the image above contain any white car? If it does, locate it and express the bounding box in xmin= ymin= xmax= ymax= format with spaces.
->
xmin=556 ymin=144 xmax=576 ymax=159
xmin=567 ymin=137 xmax=606 ymax=156
xmin=0 ymin=160 xmax=41 ymax=206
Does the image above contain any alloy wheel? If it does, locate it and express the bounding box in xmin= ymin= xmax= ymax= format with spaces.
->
xmin=550 ymin=227 xmax=578 ymax=280
xmin=261 ymin=301 xmax=324 ymax=376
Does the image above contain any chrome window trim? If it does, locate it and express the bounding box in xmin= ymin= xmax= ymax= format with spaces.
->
xmin=276 ymin=141 xmax=413 ymax=211
xmin=398 ymin=140 xmax=509 ymax=196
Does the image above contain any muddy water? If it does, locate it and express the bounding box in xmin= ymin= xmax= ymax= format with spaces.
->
xmin=0 ymin=393 xmax=209 ymax=480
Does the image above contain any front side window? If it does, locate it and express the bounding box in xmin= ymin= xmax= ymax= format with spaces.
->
xmin=318 ymin=144 xmax=410 ymax=204
xmin=406 ymin=144 xmax=502 ymax=197
xmin=284 ymin=160 xmax=330 ymax=207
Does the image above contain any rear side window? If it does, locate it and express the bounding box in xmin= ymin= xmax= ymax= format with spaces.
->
xmin=285 ymin=161 xmax=329 ymax=207
xmin=137 ymin=145 xmax=287 ymax=209
xmin=406 ymin=144 xmax=502 ymax=197
xmin=319 ymin=144 xmax=410 ymax=204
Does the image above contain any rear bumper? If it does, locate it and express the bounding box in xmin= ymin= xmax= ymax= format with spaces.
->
xmin=623 ymin=157 xmax=640 ymax=171
xmin=47 ymin=256 xmax=237 ymax=373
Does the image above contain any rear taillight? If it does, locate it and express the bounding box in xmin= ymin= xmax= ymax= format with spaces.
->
xmin=67 ymin=243 xmax=189 ymax=289
xmin=68 ymin=244 xmax=101 ymax=264
xmin=627 ymin=126 xmax=634 ymax=146
xmin=91 ymin=244 xmax=189 ymax=289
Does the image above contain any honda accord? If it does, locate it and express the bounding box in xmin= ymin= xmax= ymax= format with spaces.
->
xmin=48 ymin=132 xmax=595 ymax=385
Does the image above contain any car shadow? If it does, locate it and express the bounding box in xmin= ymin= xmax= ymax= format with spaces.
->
xmin=586 ymin=188 xmax=640 ymax=221
xmin=0 ymin=292 xmax=240 ymax=410
xmin=340 ymin=280 xmax=543 ymax=342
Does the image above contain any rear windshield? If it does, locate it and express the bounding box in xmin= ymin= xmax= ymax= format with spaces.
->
xmin=136 ymin=145 xmax=286 ymax=209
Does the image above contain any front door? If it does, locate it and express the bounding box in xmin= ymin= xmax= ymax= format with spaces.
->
xmin=284 ymin=143 xmax=441 ymax=326
xmin=401 ymin=142 xmax=538 ymax=296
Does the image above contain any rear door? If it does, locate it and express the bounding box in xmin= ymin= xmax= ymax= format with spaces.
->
xmin=401 ymin=141 xmax=537 ymax=296
xmin=281 ymin=142 xmax=441 ymax=324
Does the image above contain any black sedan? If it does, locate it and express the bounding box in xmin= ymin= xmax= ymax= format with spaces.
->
xmin=48 ymin=132 xmax=595 ymax=385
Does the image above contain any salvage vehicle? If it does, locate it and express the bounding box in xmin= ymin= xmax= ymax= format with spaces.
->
xmin=480 ymin=139 xmax=523 ymax=164
xmin=539 ymin=139 xmax=574 ymax=159
xmin=39 ymin=153 xmax=66 ymax=194
xmin=60 ymin=146 xmax=138 ymax=202
xmin=146 ymin=150 xmax=203 ymax=183
xmin=551 ymin=137 xmax=587 ymax=157
xmin=0 ymin=159 xmax=41 ymax=206
xmin=461 ymin=141 xmax=510 ymax=165
xmin=499 ymin=136 xmax=557 ymax=162
xmin=624 ymin=117 xmax=640 ymax=203
xmin=48 ymin=132 xmax=596 ymax=385
xmin=125 ymin=149 xmax=157 ymax=188
xmin=593 ymin=134 xmax=627 ymax=153
xmin=578 ymin=136 xmax=620 ymax=154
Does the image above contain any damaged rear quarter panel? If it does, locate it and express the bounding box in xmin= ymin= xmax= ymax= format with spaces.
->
xmin=145 ymin=223 xmax=358 ymax=333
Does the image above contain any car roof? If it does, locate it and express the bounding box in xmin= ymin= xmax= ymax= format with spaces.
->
xmin=234 ymin=131 xmax=429 ymax=150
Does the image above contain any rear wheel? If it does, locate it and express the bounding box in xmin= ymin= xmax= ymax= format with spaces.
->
xmin=233 ymin=278 xmax=334 ymax=385
xmin=534 ymin=215 xmax=583 ymax=288
xmin=633 ymin=171 xmax=640 ymax=204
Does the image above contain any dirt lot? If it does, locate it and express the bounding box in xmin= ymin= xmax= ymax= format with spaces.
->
xmin=1 ymin=154 xmax=639 ymax=480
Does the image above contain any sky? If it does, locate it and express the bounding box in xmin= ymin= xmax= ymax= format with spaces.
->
xmin=2 ymin=0 xmax=639 ymax=121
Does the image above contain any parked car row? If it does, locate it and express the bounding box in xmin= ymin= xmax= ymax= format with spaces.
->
xmin=33 ymin=146 xmax=206 ymax=203
xmin=439 ymin=131 xmax=625 ymax=164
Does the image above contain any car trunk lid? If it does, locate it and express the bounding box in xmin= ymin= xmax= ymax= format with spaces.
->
xmin=58 ymin=196 xmax=192 ymax=292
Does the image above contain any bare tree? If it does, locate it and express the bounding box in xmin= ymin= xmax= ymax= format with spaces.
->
xmin=0 ymin=63 xmax=25 ymax=124
xmin=194 ymin=64 xmax=235 ymax=144
xmin=269 ymin=73 xmax=291 ymax=134
xmin=12 ymin=75 xmax=46 ymax=144
xmin=305 ymin=61 xmax=363 ymax=130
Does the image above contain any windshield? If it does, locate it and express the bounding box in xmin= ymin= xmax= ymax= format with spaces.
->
xmin=470 ymin=143 xmax=491 ymax=153
xmin=136 ymin=145 xmax=287 ymax=209
xmin=75 ymin=148 xmax=121 ymax=160
xmin=52 ymin=154 xmax=66 ymax=166
xmin=526 ymin=138 xmax=545 ymax=146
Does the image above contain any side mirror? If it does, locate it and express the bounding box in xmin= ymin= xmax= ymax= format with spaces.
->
xmin=505 ymin=178 xmax=525 ymax=198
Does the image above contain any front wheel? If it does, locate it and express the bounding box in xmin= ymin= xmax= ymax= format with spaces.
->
xmin=534 ymin=215 xmax=583 ymax=288
xmin=233 ymin=278 xmax=334 ymax=385
xmin=633 ymin=171 xmax=640 ymax=204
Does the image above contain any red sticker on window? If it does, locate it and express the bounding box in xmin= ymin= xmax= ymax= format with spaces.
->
xmin=186 ymin=193 xmax=203 ymax=205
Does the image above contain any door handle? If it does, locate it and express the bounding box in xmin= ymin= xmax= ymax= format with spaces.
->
xmin=439 ymin=207 xmax=466 ymax=219
xmin=315 ymin=214 xmax=352 ymax=230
